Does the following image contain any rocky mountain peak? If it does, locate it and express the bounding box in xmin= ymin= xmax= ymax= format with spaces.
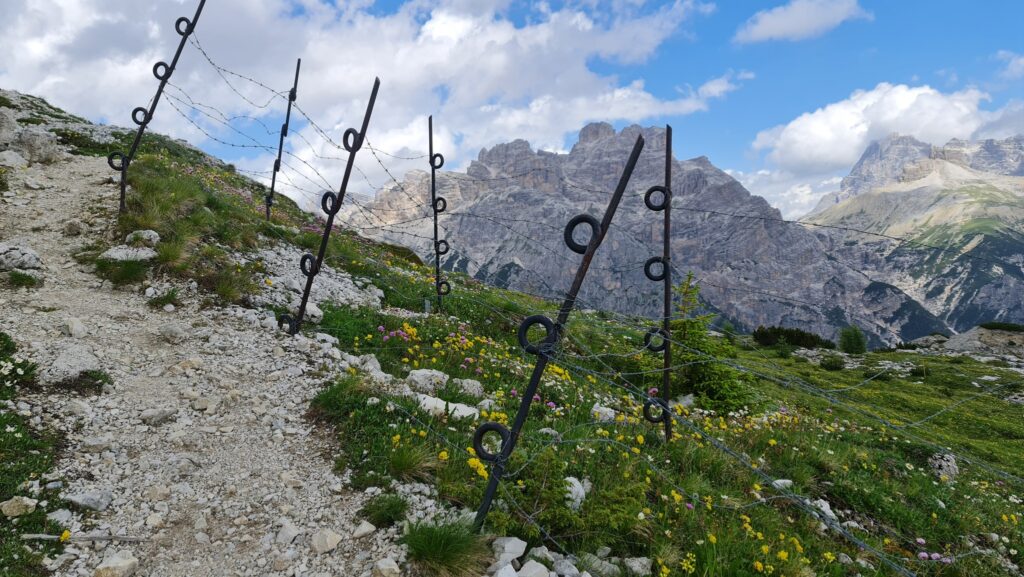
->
xmin=577 ymin=121 xmax=616 ymax=145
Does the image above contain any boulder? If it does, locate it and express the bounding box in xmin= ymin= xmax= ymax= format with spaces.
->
xmin=415 ymin=393 xmax=478 ymax=419
xmin=372 ymin=558 xmax=401 ymax=577
xmin=16 ymin=128 xmax=62 ymax=164
xmin=63 ymin=317 xmax=87 ymax=338
xmin=125 ymin=230 xmax=160 ymax=247
xmin=1 ymin=496 xmax=38 ymax=517
xmin=0 ymin=108 xmax=17 ymax=145
xmin=352 ymin=520 xmax=376 ymax=539
xmin=517 ymin=560 xmax=549 ymax=577
xmin=37 ymin=343 xmax=101 ymax=386
xmin=406 ymin=369 xmax=449 ymax=393
xmin=67 ymin=490 xmax=113 ymax=511
xmin=311 ymin=528 xmax=343 ymax=554
xmin=623 ymin=558 xmax=652 ymax=577
xmin=98 ymin=245 xmax=157 ymax=262
xmin=0 ymin=243 xmax=41 ymax=271
xmin=928 ymin=453 xmax=958 ymax=482
xmin=564 ymin=476 xmax=592 ymax=511
xmin=0 ymin=150 xmax=27 ymax=169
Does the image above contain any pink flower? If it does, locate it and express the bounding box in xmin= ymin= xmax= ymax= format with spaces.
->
xmin=685 ymin=503 xmax=694 ymax=510
xmin=930 ymin=553 xmax=941 ymax=561
xmin=510 ymin=389 xmax=518 ymax=398
xmin=648 ymin=387 xmax=658 ymax=396
xmin=915 ymin=538 xmax=926 ymax=546
xmin=917 ymin=552 xmax=929 ymax=560
xmin=546 ymin=401 xmax=556 ymax=409
xmin=377 ymin=326 xmax=385 ymax=332
xmin=533 ymin=394 xmax=541 ymax=402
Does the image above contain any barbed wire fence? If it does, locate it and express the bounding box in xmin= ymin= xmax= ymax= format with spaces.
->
xmin=109 ymin=38 xmax=1024 ymax=577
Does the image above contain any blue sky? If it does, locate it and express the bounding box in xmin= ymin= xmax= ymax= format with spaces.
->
xmin=2 ymin=0 xmax=1022 ymax=215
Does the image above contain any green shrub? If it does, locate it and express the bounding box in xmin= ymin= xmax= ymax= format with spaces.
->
xmin=359 ymin=494 xmax=409 ymax=528
xmin=838 ymin=325 xmax=867 ymax=354
xmin=95 ymin=259 xmax=149 ymax=285
xmin=820 ymin=355 xmax=845 ymax=371
xmin=909 ymin=364 xmax=929 ymax=378
xmin=402 ymin=521 xmax=488 ymax=577
xmin=980 ymin=321 xmax=1024 ymax=332
xmin=752 ymin=325 xmax=835 ymax=350
xmin=6 ymin=271 xmax=42 ymax=288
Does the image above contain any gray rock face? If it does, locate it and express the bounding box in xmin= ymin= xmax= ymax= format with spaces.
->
xmin=811 ymin=134 xmax=933 ymax=214
xmin=0 ymin=243 xmax=42 ymax=271
xmin=935 ymin=136 xmax=1024 ymax=176
xmin=343 ymin=124 xmax=940 ymax=344
xmin=0 ymin=149 xmax=27 ymax=169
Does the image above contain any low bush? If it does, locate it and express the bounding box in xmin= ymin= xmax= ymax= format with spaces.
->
xmin=752 ymin=325 xmax=835 ymax=350
xmin=819 ymin=355 xmax=845 ymax=371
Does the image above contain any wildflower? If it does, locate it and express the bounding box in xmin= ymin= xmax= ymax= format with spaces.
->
xmin=59 ymin=530 xmax=71 ymax=543
xmin=636 ymin=434 xmax=645 ymax=445
xmin=776 ymin=550 xmax=788 ymax=562
xmin=707 ymin=533 xmax=717 ymax=544
xmin=753 ymin=561 xmax=764 ymax=573
xmin=768 ymin=439 xmax=778 ymax=447
xmin=822 ymin=552 xmax=836 ymax=563
xmin=438 ymin=450 xmax=449 ymax=461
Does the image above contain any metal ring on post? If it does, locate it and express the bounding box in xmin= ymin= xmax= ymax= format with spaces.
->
xmin=472 ymin=422 xmax=511 ymax=463
xmin=107 ymin=152 xmax=126 ymax=172
xmin=175 ymin=16 xmax=193 ymax=36
xmin=517 ymin=315 xmax=557 ymax=356
xmin=300 ymin=253 xmax=319 ymax=277
xmin=644 ymin=327 xmax=668 ymax=353
xmin=644 ymin=256 xmax=667 ymax=281
xmin=435 ymin=240 xmax=449 ymax=256
xmin=152 ymin=61 xmax=171 ymax=81
xmin=343 ymin=128 xmax=363 ymax=152
xmin=289 ymin=87 xmax=297 ymax=102
xmin=321 ymin=191 xmax=340 ymax=216
xmin=644 ymin=185 xmax=669 ymax=211
xmin=643 ymin=397 xmax=670 ymax=424
xmin=437 ymin=280 xmax=451 ymax=296
xmin=278 ymin=313 xmax=298 ymax=335
xmin=131 ymin=107 xmax=151 ymax=126
xmin=563 ymin=214 xmax=600 ymax=255
xmin=431 ymin=153 xmax=445 ymax=170
xmin=433 ymin=197 xmax=447 ymax=214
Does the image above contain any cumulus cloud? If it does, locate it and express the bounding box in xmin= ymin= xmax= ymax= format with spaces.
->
xmin=997 ymin=50 xmax=1024 ymax=80
xmin=734 ymin=0 xmax=871 ymax=44
xmin=752 ymin=82 xmax=991 ymax=174
xmin=0 ymin=0 xmax=729 ymax=210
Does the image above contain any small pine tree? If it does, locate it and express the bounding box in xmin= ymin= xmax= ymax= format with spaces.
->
xmin=838 ymin=325 xmax=867 ymax=355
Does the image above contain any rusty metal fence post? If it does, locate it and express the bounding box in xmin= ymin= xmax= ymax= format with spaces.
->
xmin=471 ymin=135 xmax=646 ymax=531
xmin=266 ymin=58 xmax=302 ymax=220
xmin=108 ymin=0 xmax=207 ymax=213
xmin=279 ymin=78 xmax=381 ymax=335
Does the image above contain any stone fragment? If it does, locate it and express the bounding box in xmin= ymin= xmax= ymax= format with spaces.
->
xmin=771 ymin=479 xmax=793 ymax=490
xmin=98 ymin=245 xmax=157 ymax=262
xmin=0 ymin=150 xmax=27 ymax=169
xmin=518 ymin=560 xmax=549 ymax=577
xmin=38 ymin=343 xmax=101 ymax=386
xmin=453 ymin=377 xmax=484 ymax=397
xmin=406 ymin=369 xmax=449 ymax=393
xmin=372 ymin=557 xmax=401 ymax=577
xmin=0 ymin=243 xmax=41 ymax=271
xmin=158 ymin=323 xmax=187 ymax=344
xmin=67 ymin=490 xmax=113 ymax=511
xmin=623 ymin=557 xmax=652 ymax=576
xmin=276 ymin=519 xmax=300 ymax=544
xmin=62 ymin=220 xmax=85 ymax=237
xmin=928 ymin=453 xmax=958 ymax=482
xmin=93 ymin=550 xmax=138 ymax=577
xmin=16 ymin=128 xmax=61 ymax=164
xmin=63 ymin=317 xmax=87 ymax=338
xmin=580 ymin=553 xmax=620 ymax=577
xmin=1 ymin=496 xmax=38 ymax=517
xmin=125 ymin=230 xmax=160 ymax=247
xmin=311 ymin=528 xmax=343 ymax=554
xmin=139 ymin=408 xmax=176 ymax=426
xmin=415 ymin=393 xmax=478 ymax=419
xmin=352 ymin=520 xmax=376 ymax=539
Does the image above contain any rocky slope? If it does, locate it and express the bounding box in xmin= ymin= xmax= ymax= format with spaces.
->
xmin=340 ymin=123 xmax=947 ymax=345
xmin=806 ymin=136 xmax=1024 ymax=331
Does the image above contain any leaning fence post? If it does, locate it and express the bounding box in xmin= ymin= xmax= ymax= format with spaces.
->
xmin=279 ymin=78 xmax=380 ymax=335
xmin=470 ymin=135 xmax=646 ymax=532
xmin=266 ymin=58 xmax=302 ymax=220
xmin=428 ymin=116 xmax=450 ymax=311
xmin=108 ymin=0 xmax=207 ymax=213
xmin=641 ymin=125 xmax=674 ymax=441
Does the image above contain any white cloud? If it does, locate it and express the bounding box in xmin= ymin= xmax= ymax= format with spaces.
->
xmin=752 ymin=82 xmax=991 ymax=174
xmin=726 ymin=168 xmax=839 ymax=218
xmin=734 ymin=0 xmax=871 ymax=44
xmin=997 ymin=50 xmax=1024 ymax=79
xmin=0 ymin=0 xmax=731 ymax=210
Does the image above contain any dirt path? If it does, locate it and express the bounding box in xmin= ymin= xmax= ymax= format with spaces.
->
xmin=1 ymin=156 xmax=401 ymax=576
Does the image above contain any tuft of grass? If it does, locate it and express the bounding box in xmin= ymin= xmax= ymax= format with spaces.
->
xmin=359 ymin=494 xmax=409 ymax=528
xmin=95 ymin=259 xmax=149 ymax=285
xmin=62 ymin=370 xmax=112 ymax=394
xmin=819 ymin=354 xmax=845 ymax=371
xmin=389 ymin=444 xmax=438 ymax=483
xmin=402 ymin=521 xmax=489 ymax=577
xmin=147 ymin=288 xmax=180 ymax=309
xmin=6 ymin=271 xmax=42 ymax=288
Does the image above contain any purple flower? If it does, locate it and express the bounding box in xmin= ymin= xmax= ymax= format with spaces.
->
xmin=930 ymin=553 xmax=941 ymax=561
xmin=648 ymin=387 xmax=658 ymax=396
xmin=915 ymin=538 xmax=926 ymax=546
xmin=685 ymin=503 xmax=695 ymax=510
xmin=377 ymin=326 xmax=385 ymax=332
xmin=941 ymin=558 xmax=953 ymax=564
xmin=533 ymin=394 xmax=541 ymax=402
xmin=383 ymin=335 xmax=390 ymax=342
xmin=475 ymin=367 xmax=484 ymax=374
xmin=510 ymin=389 xmax=518 ymax=398
xmin=918 ymin=552 xmax=929 ymax=560
xmin=546 ymin=401 xmax=556 ymax=409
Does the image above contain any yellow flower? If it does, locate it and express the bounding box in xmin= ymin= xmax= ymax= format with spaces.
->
xmin=768 ymin=439 xmax=778 ymax=447
xmin=776 ymin=550 xmax=789 ymax=562
xmin=59 ymin=529 xmax=71 ymax=543
xmin=753 ymin=561 xmax=764 ymax=573
xmin=636 ymin=435 xmax=645 ymax=445
xmin=823 ymin=552 xmax=836 ymax=563
xmin=707 ymin=533 xmax=717 ymax=544
xmin=438 ymin=450 xmax=449 ymax=461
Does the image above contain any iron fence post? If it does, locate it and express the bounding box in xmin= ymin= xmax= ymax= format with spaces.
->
xmin=429 ymin=116 xmax=449 ymax=311
xmin=279 ymin=78 xmax=381 ymax=335
xmin=266 ymin=58 xmax=302 ymax=220
xmin=471 ymin=135 xmax=646 ymax=532
xmin=108 ymin=0 xmax=207 ymax=213
xmin=642 ymin=125 xmax=674 ymax=441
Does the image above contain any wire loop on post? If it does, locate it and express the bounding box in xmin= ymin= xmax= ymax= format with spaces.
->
xmin=517 ymin=315 xmax=557 ymax=356
xmin=644 ymin=326 xmax=668 ymax=352
xmin=563 ymin=214 xmax=600 ymax=255
xmin=644 ymin=256 xmax=667 ymax=281
xmin=431 ymin=152 xmax=445 ymax=170
xmin=644 ymin=185 xmax=669 ymax=211
xmin=473 ymin=423 xmax=511 ymax=463
xmin=433 ymin=197 xmax=447 ymax=213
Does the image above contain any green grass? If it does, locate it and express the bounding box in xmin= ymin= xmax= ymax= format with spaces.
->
xmin=359 ymin=494 xmax=409 ymax=528
xmin=5 ymin=271 xmax=42 ymax=289
xmin=147 ymin=288 xmax=180 ymax=309
xmin=402 ymin=521 xmax=489 ymax=577
xmin=1 ymin=333 xmax=65 ymax=575
xmin=95 ymin=258 xmax=149 ymax=285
